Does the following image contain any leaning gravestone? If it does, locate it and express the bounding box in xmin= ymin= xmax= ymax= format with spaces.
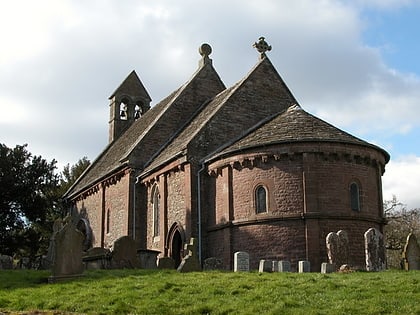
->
xmin=177 ymin=238 xmax=201 ymax=272
xmin=111 ymin=236 xmax=140 ymax=269
xmin=48 ymin=219 xmax=84 ymax=283
xmin=402 ymin=233 xmax=420 ymax=270
xmin=234 ymin=251 xmax=249 ymax=272
xmin=364 ymin=228 xmax=386 ymax=271
xmin=326 ymin=230 xmax=349 ymax=270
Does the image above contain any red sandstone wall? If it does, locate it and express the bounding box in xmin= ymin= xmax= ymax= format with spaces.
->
xmin=75 ymin=189 xmax=102 ymax=247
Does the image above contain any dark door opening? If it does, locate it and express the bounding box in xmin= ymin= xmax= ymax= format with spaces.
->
xmin=171 ymin=230 xmax=183 ymax=268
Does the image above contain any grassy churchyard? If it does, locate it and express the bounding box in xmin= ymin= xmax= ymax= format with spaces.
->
xmin=0 ymin=269 xmax=419 ymax=315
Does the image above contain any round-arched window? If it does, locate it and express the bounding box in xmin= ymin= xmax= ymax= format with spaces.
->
xmin=255 ymin=185 xmax=268 ymax=214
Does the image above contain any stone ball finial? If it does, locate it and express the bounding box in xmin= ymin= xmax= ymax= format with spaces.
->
xmin=199 ymin=43 xmax=212 ymax=57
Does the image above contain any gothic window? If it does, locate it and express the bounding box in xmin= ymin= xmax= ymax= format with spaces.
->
xmin=152 ymin=185 xmax=160 ymax=237
xmin=255 ymin=185 xmax=268 ymax=214
xmin=350 ymin=182 xmax=361 ymax=211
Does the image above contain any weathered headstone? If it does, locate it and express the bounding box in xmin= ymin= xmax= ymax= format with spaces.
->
xmin=298 ymin=260 xmax=310 ymax=273
xmin=138 ymin=249 xmax=160 ymax=269
xmin=277 ymin=260 xmax=291 ymax=272
xmin=0 ymin=255 xmax=13 ymax=269
xmin=82 ymin=247 xmax=111 ymax=270
xmin=321 ymin=262 xmax=335 ymax=274
xmin=233 ymin=251 xmax=249 ymax=272
xmin=326 ymin=230 xmax=349 ymax=270
xmin=272 ymin=261 xmax=279 ymax=272
xmin=49 ymin=219 xmax=84 ymax=282
xmin=258 ymin=259 xmax=272 ymax=273
xmin=158 ymin=257 xmax=176 ymax=269
xmin=111 ymin=236 xmax=140 ymax=268
xmin=203 ymin=257 xmax=223 ymax=270
xmin=402 ymin=233 xmax=420 ymax=270
xmin=177 ymin=238 xmax=201 ymax=272
xmin=364 ymin=228 xmax=386 ymax=271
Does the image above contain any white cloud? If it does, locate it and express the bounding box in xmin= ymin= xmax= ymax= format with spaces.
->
xmin=383 ymin=155 xmax=420 ymax=209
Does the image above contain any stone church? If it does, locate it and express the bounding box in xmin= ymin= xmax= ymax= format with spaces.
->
xmin=64 ymin=38 xmax=390 ymax=270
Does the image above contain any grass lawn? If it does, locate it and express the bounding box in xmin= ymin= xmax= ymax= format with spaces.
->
xmin=0 ymin=269 xmax=419 ymax=315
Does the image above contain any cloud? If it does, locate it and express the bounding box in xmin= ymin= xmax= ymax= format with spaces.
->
xmin=382 ymin=155 xmax=420 ymax=209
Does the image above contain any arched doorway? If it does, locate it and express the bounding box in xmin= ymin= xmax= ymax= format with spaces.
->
xmin=171 ymin=230 xmax=183 ymax=268
xmin=167 ymin=223 xmax=185 ymax=268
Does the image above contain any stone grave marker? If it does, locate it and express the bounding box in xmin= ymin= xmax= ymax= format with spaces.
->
xmin=0 ymin=255 xmax=13 ymax=269
xmin=326 ymin=230 xmax=349 ymax=270
xmin=82 ymin=247 xmax=111 ymax=270
xmin=402 ymin=233 xmax=420 ymax=270
xmin=49 ymin=219 xmax=84 ymax=283
xmin=203 ymin=257 xmax=223 ymax=270
xmin=258 ymin=259 xmax=272 ymax=272
xmin=111 ymin=236 xmax=140 ymax=268
xmin=177 ymin=238 xmax=201 ymax=272
xmin=298 ymin=260 xmax=310 ymax=273
xmin=234 ymin=251 xmax=249 ymax=272
xmin=278 ymin=260 xmax=291 ymax=272
xmin=138 ymin=249 xmax=160 ymax=269
xmin=364 ymin=228 xmax=386 ymax=271
xmin=321 ymin=262 xmax=335 ymax=274
xmin=158 ymin=257 xmax=176 ymax=269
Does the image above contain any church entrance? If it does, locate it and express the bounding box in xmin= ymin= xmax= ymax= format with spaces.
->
xmin=171 ymin=230 xmax=183 ymax=268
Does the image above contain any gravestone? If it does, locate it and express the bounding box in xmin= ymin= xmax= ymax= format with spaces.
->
xmin=158 ymin=257 xmax=176 ymax=269
xmin=272 ymin=261 xmax=279 ymax=272
xmin=49 ymin=219 xmax=84 ymax=283
xmin=111 ymin=236 xmax=140 ymax=269
xmin=258 ymin=259 xmax=272 ymax=272
xmin=203 ymin=257 xmax=223 ymax=270
xmin=0 ymin=255 xmax=13 ymax=269
xmin=321 ymin=262 xmax=335 ymax=274
xmin=326 ymin=230 xmax=349 ymax=270
xmin=138 ymin=249 xmax=160 ymax=269
xmin=298 ymin=260 xmax=310 ymax=273
xmin=277 ymin=260 xmax=291 ymax=272
xmin=402 ymin=233 xmax=420 ymax=270
xmin=364 ymin=228 xmax=386 ymax=271
xmin=234 ymin=251 xmax=249 ymax=272
xmin=82 ymin=247 xmax=111 ymax=270
xmin=177 ymin=238 xmax=201 ymax=272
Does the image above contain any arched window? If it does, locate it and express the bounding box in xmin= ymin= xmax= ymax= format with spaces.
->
xmin=134 ymin=101 xmax=143 ymax=120
xmin=120 ymin=99 xmax=129 ymax=120
xmin=255 ymin=185 xmax=267 ymax=214
xmin=350 ymin=182 xmax=361 ymax=211
xmin=152 ymin=185 xmax=160 ymax=237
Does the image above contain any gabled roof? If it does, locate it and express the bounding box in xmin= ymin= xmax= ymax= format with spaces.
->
xmin=209 ymin=104 xmax=390 ymax=163
xmin=109 ymin=70 xmax=151 ymax=102
xmin=65 ymin=60 xmax=225 ymax=199
xmin=141 ymin=56 xmax=297 ymax=176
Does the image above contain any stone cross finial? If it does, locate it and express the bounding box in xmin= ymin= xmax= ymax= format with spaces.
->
xmin=253 ymin=36 xmax=272 ymax=59
xmin=199 ymin=43 xmax=212 ymax=67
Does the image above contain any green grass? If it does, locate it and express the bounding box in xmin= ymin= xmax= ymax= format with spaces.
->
xmin=0 ymin=269 xmax=419 ymax=315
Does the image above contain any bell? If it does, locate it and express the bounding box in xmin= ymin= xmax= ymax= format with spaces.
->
xmin=120 ymin=110 xmax=126 ymax=118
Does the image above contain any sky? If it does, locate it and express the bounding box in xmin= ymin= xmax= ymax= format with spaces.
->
xmin=1 ymin=0 xmax=420 ymax=209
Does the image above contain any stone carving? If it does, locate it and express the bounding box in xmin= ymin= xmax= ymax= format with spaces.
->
xmin=49 ymin=218 xmax=84 ymax=282
xmin=402 ymin=233 xmax=420 ymax=270
xmin=298 ymin=260 xmax=310 ymax=273
xmin=364 ymin=228 xmax=386 ymax=271
xmin=253 ymin=36 xmax=272 ymax=58
xmin=111 ymin=236 xmax=140 ymax=269
xmin=177 ymin=238 xmax=201 ymax=272
xmin=234 ymin=251 xmax=249 ymax=272
xmin=203 ymin=257 xmax=223 ymax=271
xmin=258 ymin=260 xmax=272 ymax=273
xmin=326 ymin=230 xmax=348 ymax=270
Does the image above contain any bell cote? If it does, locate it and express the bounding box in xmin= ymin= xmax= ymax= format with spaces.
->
xmin=108 ymin=70 xmax=151 ymax=143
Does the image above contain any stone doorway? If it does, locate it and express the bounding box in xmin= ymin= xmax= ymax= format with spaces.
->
xmin=167 ymin=223 xmax=185 ymax=268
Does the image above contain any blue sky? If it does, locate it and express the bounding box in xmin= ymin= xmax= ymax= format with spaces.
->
xmin=0 ymin=0 xmax=419 ymax=208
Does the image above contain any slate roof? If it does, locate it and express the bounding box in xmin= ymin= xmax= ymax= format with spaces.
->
xmin=109 ymin=70 xmax=152 ymax=101
xmin=209 ymin=104 xmax=390 ymax=162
